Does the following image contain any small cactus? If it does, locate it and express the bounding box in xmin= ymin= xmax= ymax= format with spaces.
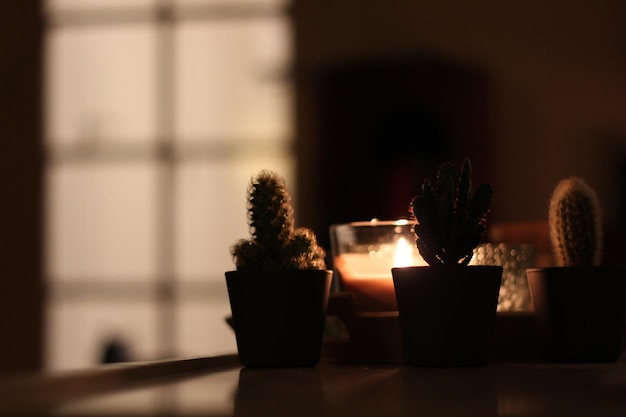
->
xmin=409 ymin=158 xmax=493 ymax=266
xmin=231 ymin=170 xmax=326 ymax=271
xmin=548 ymin=177 xmax=602 ymax=267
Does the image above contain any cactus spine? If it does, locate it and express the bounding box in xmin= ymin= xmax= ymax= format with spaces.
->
xmin=231 ymin=170 xmax=326 ymax=271
xmin=410 ymin=158 xmax=493 ymax=266
xmin=548 ymin=177 xmax=602 ymax=267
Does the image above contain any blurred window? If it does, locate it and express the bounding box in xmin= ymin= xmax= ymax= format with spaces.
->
xmin=44 ymin=0 xmax=293 ymax=370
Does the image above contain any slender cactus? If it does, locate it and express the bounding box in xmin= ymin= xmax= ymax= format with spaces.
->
xmin=410 ymin=158 xmax=493 ymax=266
xmin=548 ymin=177 xmax=602 ymax=267
xmin=231 ymin=170 xmax=326 ymax=271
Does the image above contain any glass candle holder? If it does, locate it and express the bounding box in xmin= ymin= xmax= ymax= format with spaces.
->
xmin=330 ymin=219 xmax=426 ymax=312
xmin=471 ymin=243 xmax=535 ymax=312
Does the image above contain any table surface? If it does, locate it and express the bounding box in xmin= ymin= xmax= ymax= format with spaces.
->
xmin=1 ymin=354 xmax=626 ymax=417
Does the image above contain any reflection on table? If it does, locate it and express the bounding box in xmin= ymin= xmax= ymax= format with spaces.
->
xmin=2 ymin=354 xmax=626 ymax=416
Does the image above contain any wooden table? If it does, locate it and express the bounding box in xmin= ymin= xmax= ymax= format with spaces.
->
xmin=1 ymin=354 xmax=626 ymax=416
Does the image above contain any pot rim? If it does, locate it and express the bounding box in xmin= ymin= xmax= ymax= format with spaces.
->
xmin=391 ymin=265 xmax=503 ymax=272
xmin=226 ymin=269 xmax=332 ymax=275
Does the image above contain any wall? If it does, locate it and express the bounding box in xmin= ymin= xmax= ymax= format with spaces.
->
xmin=293 ymin=0 xmax=626 ymax=260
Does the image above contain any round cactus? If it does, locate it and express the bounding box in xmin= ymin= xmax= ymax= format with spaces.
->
xmin=548 ymin=177 xmax=602 ymax=267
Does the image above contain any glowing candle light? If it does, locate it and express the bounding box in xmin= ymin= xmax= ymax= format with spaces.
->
xmin=393 ymin=237 xmax=414 ymax=268
xmin=331 ymin=221 xmax=426 ymax=312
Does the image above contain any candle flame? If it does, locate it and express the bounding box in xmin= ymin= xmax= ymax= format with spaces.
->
xmin=393 ymin=237 xmax=413 ymax=267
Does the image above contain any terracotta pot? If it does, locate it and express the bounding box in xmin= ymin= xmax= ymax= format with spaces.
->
xmin=391 ymin=266 xmax=502 ymax=367
xmin=527 ymin=267 xmax=626 ymax=363
xmin=225 ymin=269 xmax=332 ymax=368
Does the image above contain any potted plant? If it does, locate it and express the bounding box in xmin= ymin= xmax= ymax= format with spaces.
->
xmin=391 ymin=158 xmax=502 ymax=366
xmin=526 ymin=177 xmax=626 ymax=362
xmin=226 ymin=170 xmax=332 ymax=368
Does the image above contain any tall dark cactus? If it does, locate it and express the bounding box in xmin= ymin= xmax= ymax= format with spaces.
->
xmin=410 ymin=159 xmax=493 ymax=266
xmin=231 ymin=170 xmax=326 ymax=271
xmin=548 ymin=177 xmax=602 ymax=267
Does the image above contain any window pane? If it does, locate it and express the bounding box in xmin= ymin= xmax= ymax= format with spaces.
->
xmin=46 ymin=299 xmax=159 ymax=371
xmin=175 ymin=298 xmax=236 ymax=357
xmin=46 ymin=163 xmax=159 ymax=281
xmin=174 ymin=18 xmax=292 ymax=142
xmin=174 ymin=0 xmax=289 ymax=9
xmin=45 ymin=24 xmax=158 ymax=145
xmin=175 ymin=157 xmax=294 ymax=280
xmin=46 ymin=0 xmax=157 ymax=13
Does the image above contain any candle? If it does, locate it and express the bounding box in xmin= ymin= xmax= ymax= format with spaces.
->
xmin=330 ymin=220 xmax=426 ymax=312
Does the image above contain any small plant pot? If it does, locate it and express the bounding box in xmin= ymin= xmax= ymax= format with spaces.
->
xmin=225 ymin=269 xmax=332 ymax=368
xmin=526 ymin=267 xmax=626 ymax=363
xmin=391 ymin=266 xmax=502 ymax=367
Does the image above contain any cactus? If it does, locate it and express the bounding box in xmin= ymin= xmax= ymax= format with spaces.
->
xmin=548 ymin=177 xmax=602 ymax=267
xmin=231 ymin=170 xmax=326 ymax=271
xmin=409 ymin=158 xmax=493 ymax=266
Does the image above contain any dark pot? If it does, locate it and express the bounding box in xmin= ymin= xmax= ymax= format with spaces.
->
xmin=225 ymin=269 xmax=332 ymax=368
xmin=392 ymin=266 xmax=502 ymax=367
xmin=526 ymin=267 xmax=626 ymax=363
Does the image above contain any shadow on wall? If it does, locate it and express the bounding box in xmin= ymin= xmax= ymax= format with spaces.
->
xmin=100 ymin=337 xmax=133 ymax=365
xmin=314 ymin=54 xmax=493 ymax=252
